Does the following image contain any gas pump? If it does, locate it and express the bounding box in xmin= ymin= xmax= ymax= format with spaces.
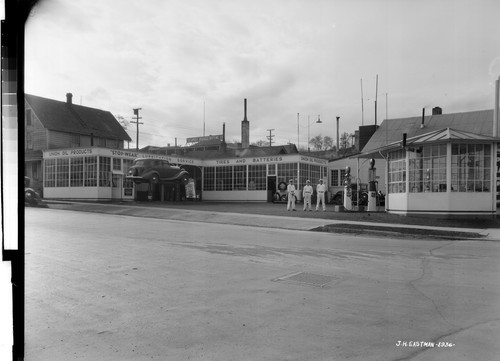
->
xmin=367 ymin=158 xmax=377 ymax=212
xmin=343 ymin=166 xmax=353 ymax=211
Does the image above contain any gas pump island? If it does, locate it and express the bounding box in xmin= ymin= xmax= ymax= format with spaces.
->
xmin=342 ymin=160 xmax=378 ymax=212
xmin=367 ymin=158 xmax=377 ymax=212
xmin=343 ymin=166 xmax=353 ymax=211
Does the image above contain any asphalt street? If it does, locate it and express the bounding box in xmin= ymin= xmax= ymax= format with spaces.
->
xmin=24 ymin=206 xmax=500 ymax=361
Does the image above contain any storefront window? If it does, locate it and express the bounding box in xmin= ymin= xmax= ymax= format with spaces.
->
xmin=44 ymin=159 xmax=56 ymax=187
xmin=300 ymin=164 xmax=323 ymax=188
xmin=85 ymin=156 xmax=97 ymax=187
xmin=277 ymin=163 xmax=297 ymax=185
xmin=451 ymin=143 xmax=491 ymax=192
xmin=56 ymin=158 xmax=69 ymax=187
xmin=234 ymin=165 xmax=247 ymax=190
xmin=113 ymin=158 xmax=121 ymax=171
xmin=99 ymin=157 xmax=111 ymax=187
xmin=248 ymin=164 xmax=266 ymax=190
xmin=203 ymin=167 xmax=215 ymax=191
xmin=216 ymin=166 xmax=232 ymax=191
xmin=331 ymin=169 xmax=339 ymax=186
xmin=388 ymin=149 xmax=406 ymax=193
xmin=409 ymin=144 xmax=447 ymax=192
xmin=70 ymin=157 xmax=84 ymax=187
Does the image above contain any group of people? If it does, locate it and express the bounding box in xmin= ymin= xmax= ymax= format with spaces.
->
xmin=286 ymin=178 xmax=327 ymax=212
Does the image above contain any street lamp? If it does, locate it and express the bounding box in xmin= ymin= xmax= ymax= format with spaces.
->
xmin=308 ymin=114 xmax=322 ymax=152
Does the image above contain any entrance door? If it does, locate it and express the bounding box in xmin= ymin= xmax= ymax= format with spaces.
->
xmin=112 ymin=173 xmax=123 ymax=200
xmin=267 ymin=176 xmax=277 ymax=202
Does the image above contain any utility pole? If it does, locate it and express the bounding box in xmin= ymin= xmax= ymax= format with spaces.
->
xmin=131 ymin=108 xmax=143 ymax=151
xmin=267 ymin=129 xmax=275 ymax=147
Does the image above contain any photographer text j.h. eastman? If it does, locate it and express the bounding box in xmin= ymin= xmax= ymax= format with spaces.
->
xmin=396 ymin=341 xmax=455 ymax=348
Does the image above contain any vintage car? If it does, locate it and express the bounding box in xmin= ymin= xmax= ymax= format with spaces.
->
xmin=25 ymin=176 xmax=43 ymax=206
xmin=332 ymin=186 xmax=385 ymax=207
xmin=126 ymin=158 xmax=190 ymax=185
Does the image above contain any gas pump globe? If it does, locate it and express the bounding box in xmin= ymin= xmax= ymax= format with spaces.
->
xmin=343 ymin=166 xmax=353 ymax=210
xmin=367 ymin=158 xmax=377 ymax=211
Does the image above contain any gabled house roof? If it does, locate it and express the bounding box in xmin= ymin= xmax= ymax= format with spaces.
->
xmin=361 ymin=109 xmax=494 ymax=155
xmin=26 ymin=94 xmax=131 ymax=141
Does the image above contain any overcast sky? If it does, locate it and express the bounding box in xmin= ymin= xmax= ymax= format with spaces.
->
xmin=25 ymin=0 xmax=500 ymax=149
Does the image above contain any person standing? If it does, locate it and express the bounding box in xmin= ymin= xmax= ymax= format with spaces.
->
xmin=302 ymin=180 xmax=313 ymax=211
xmin=316 ymin=179 xmax=327 ymax=211
xmin=287 ymin=179 xmax=296 ymax=211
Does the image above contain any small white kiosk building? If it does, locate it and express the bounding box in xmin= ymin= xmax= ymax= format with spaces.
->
xmin=360 ymin=108 xmax=499 ymax=217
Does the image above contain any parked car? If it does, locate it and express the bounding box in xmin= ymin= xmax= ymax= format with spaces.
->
xmin=25 ymin=176 xmax=43 ymax=206
xmin=332 ymin=187 xmax=385 ymax=207
xmin=126 ymin=158 xmax=190 ymax=185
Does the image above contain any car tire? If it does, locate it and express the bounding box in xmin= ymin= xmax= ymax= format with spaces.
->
xmin=151 ymin=173 xmax=160 ymax=184
xmin=25 ymin=190 xmax=37 ymax=206
xmin=333 ymin=194 xmax=343 ymax=205
xmin=359 ymin=192 xmax=369 ymax=206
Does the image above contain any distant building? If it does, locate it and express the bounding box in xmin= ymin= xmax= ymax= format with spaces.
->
xmin=24 ymin=93 xmax=131 ymax=195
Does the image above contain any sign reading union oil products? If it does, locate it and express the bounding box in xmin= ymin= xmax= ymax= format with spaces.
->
xmin=47 ymin=148 xmax=95 ymax=157
xmin=44 ymin=148 xmax=197 ymax=165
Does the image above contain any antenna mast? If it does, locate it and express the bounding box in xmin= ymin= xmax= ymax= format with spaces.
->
xmin=361 ymin=78 xmax=364 ymax=126
xmin=375 ymin=74 xmax=378 ymax=126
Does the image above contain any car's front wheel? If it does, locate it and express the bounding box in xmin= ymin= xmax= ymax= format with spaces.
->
xmin=151 ymin=173 xmax=160 ymax=184
xmin=179 ymin=175 xmax=189 ymax=185
xmin=333 ymin=194 xmax=343 ymax=205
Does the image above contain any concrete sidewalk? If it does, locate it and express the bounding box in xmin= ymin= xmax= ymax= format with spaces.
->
xmin=43 ymin=200 xmax=500 ymax=241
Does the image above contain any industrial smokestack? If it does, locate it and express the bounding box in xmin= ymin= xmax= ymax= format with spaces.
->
xmin=66 ymin=93 xmax=73 ymax=104
xmin=244 ymin=98 xmax=248 ymax=121
xmin=223 ymin=122 xmax=226 ymax=142
xmin=432 ymin=107 xmax=442 ymax=115
xmin=241 ymin=98 xmax=249 ymax=148
xmin=421 ymin=108 xmax=425 ymax=129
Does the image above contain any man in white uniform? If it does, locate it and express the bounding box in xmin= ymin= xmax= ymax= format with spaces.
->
xmin=286 ymin=179 xmax=296 ymax=211
xmin=302 ymin=180 xmax=313 ymax=211
xmin=316 ymin=179 xmax=326 ymax=211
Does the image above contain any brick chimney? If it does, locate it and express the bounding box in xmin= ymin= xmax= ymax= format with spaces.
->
xmin=241 ymin=98 xmax=249 ymax=148
xmin=432 ymin=106 xmax=442 ymax=115
xmin=66 ymin=93 xmax=73 ymax=104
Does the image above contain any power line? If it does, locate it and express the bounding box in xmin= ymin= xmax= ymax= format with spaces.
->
xmin=131 ymin=108 xmax=143 ymax=151
xmin=267 ymin=129 xmax=275 ymax=147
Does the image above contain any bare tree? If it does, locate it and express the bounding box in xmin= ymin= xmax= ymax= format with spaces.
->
xmin=309 ymin=135 xmax=323 ymax=150
xmin=323 ymin=136 xmax=334 ymax=150
xmin=251 ymin=139 xmax=269 ymax=147
xmin=115 ymin=115 xmax=129 ymax=131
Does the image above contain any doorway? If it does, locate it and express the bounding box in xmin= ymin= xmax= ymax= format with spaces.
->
xmin=267 ymin=176 xmax=277 ymax=202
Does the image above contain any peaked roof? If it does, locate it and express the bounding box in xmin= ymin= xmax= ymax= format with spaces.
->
xmin=380 ymin=128 xmax=500 ymax=150
xmin=26 ymin=94 xmax=131 ymax=141
xmin=362 ymin=109 xmax=495 ymax=154
xmin=408 ymin=127 xmax=499 ymax=144
xmin=184 ymin=144 xmax=299 ymax=160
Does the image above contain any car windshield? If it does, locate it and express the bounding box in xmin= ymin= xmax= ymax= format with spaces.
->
xmin=133 ymin=159 xmax=170 ymax=167
xmin=133 ymin=160 xmax=148 ymax=167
